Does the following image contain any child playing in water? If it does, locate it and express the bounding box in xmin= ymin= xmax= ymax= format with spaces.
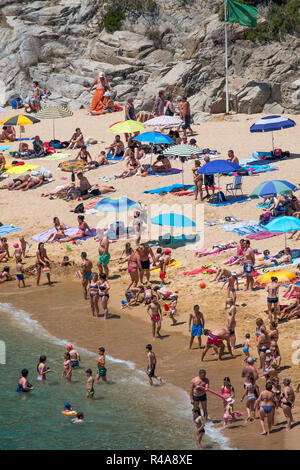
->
xmin=223 ymin=401 xmax=242 ymax=427
xmin=193 ymin=408 xmax=205 ymax=450
xmin=15 ymin=258 xmax=25 ymax=288
xmin=72 ymin=412 xmax=84 ymax=423
xmin=96 ymin=347 xmax=107 ymax=382
xmin=85 ymin=369 xmax=95 ymax=398
xmin=19 ymin=236 xmax=30 ymax=258
xmin=242 ymin=334 xmax=251 ymax=360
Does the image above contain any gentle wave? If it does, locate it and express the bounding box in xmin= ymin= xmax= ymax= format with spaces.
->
xmin=0 ymin=302 xmax=234 ymax=450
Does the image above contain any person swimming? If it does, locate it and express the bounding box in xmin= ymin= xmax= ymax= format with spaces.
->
xmin=16 ymin=369 xmax=34 ymax=392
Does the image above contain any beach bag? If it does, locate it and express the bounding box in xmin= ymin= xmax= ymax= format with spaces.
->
xmin=49 ymin=139 xmax=61 ymax=149
xmin=259 ymin=212 xmax=271 ymax=225
xmin=61 ymin=141 xmax=69 ymax=148
xmin=12 ymin=98 xmax=23 ymax=109
xmin=271 ymin=148 xmax=282 ymax=158
xmin=74 ymin=203 xmax=84 ymax=213
xmin=216 ymin=191 xmax=226 ymax=203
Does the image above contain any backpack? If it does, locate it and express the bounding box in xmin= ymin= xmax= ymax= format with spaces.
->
xmin=271 ymin=148 xmax=282 ymax=158
xmin=216 ymin=191 xmax=226 ymax=203
xmin=74 ymin=203 xmax=84 ymax=213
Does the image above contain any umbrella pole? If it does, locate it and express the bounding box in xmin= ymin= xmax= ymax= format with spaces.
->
xmin=272 ymin=131 xmax=274 ymax=152
xmin=182 ymin=160 xmax=184 ymax=185
xmin=53 ymin=119 xmax=55 ymax=140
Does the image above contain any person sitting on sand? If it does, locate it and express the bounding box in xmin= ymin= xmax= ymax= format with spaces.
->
xmin=59 ymin=215 xmax=92 ymax=243
xmin=0 ymin=152 xmax=6 ymax=172
xmin=67 ymin=128 xmax=84 ymax=149
xmin=33 ymin=136 xmax=45 ymax=157
xmin=41 ymin=183 xmax=75 ymax=198
xmin=24 ymin=81 xmax=42 ymax=113
xmin=115 ymin=154 xmax=140 ymax=179
xmin=0 ymin=237 xmax=10 ymax=260
xmin=151 ymin=154 xmax=172 ymax=174
xmin=0 ymin=126 xmax=16 ymax=142
xmin=213 ymin=267 xmax=235 ymax=283
xmin=196 ymin=241 xmax=237 ymax=257
xmin=278 ymin=292 xmax=300 ymax=321
xmin=255 ymin=247 xmax=292 ymax=269
xmin=45 ymin=217 xmax=67 ymax=243
xmin=284 ymin=280 xmax=300 ymax=299
xmin=75 ymin=146 xmax=92 ymax=166
xmin=106 ymin=135 xmax=124 ymax=159
xmin=0 ymin=266 xmax=13 ymax=282
xmin=75 ymin=172 xmax=91 ymax=198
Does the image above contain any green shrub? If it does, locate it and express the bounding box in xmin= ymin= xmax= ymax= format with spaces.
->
xmin=103 ymin=9 xmax=124 ymax=32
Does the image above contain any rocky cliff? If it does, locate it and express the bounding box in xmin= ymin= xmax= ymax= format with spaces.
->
xmin=0 ymin=0 xmax=299 ymax=118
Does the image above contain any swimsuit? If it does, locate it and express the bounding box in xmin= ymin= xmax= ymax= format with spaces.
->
xmin=152 ymin=314 xmax=161 ymax=323
xmin=229 ymin=329 xmax=235 ymax=335
xmin=98 ymin=253 xmax=110 ymax=266
xmin=141 ymin=259 xmax=150 ymax=270
xmin=128 ymin=265 xmax=137 ymax=272
xmin=85 ymin=272 xmax=92 ymax=281
xmin=261 ymin=405 xmax=274 ymax=414
xmin=89 ymin=282 xmax=99 ymax=298
xmin=98 ymin=367 xmax=107 ymax=377
xmin=16 ymin=273 xmax=24 ymax=280
xmin=193 ymin=394 xmax=207 ymax=402
xmin=87 ymin=388 xmax=95 ymax=395
xmin=71 ymin=360 xmax=79 ymax=368
xmin=207 ymin=333 xmax=222 ymax=346
xmin=191 ymin=324 xmax=203 ymax=336
xmin=147 ymin=363 xmax=156 ymax=377
xmin=268 ymin=297 xmax=278 ymax=303
xmin=243 ymin=263 xmax=254 ymax=276
xmin=243 ymin=347 xmax=249 ymax=354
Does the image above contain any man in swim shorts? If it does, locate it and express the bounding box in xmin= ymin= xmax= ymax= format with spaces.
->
xmin=96 ymin=347 xmax=107 ymax=382
xmin=190 ymin=369 xmax=209 ymax=421
xmin=201 ymin=328 xmax=233 ymax=361
xmin=81 ymin=252 xmax=93 ymax=300
xmin=97 ymin=231 xmax=110 ymax=277
xmin=189 ymin=305 xmax=205 ymax=350
xmin=67 ymin=344 xmax=80 ymax=368
xmin=242 ymin=240 xmax=255 ymax=291
xmin=146 ymin=344 xmax=162 ymax=386
xmin=147 ymin=296 xmax=162 ymax=339
xmin=138 ymin=243 xmax=156 ymax=284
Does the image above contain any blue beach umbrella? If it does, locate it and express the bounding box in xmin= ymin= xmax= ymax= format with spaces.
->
xmin=250 ymin=115 xmax=296 ymax=150
xmin=250 ymin=180 xmax=298 ymax=198
xmin=94 ymin=196 xmax=137 ymax=212
xmin=197 ymin=159 xmax=241 ymax=175
xmin=265 ymin=216 xmax=300 ymax=247
xmin=132 ymin=131 xmax=174 ymax=144
xmin=151 ymin=213 xmax=196 ymax=228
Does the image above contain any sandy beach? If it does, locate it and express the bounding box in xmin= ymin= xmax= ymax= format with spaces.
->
xmin=1 ymin=108 xmax=300 ymax=449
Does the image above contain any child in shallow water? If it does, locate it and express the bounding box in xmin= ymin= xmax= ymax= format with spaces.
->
xmin=72 ymin=412 xmax=84 ymax=423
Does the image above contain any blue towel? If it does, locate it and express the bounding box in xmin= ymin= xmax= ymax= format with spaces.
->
xmin=211 ymin=197 xmax=250 ymax=207
xmin=147 ymin=168 xmax=183 ymax=176
xmin=144 ymin=184 xmax=193 ymax=194
xmin=0 ymin=146 xmax=10 ymax=151
xmin=0 ymin=225 xmax=22 ymax=235
xmin=107 ymin=153 xmax=123 ymax=161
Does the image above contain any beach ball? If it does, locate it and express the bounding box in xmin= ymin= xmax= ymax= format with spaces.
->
xmin=200 ymin=282 xmax=206 ymax=289
xmin=121 ymin=300 xmax=127 ymax=305
xmin=75 ymin=271 xmax=81 ymax=279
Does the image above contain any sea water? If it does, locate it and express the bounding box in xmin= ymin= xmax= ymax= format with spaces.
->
xmin=0 ymin=303 xmax=231 ymax=450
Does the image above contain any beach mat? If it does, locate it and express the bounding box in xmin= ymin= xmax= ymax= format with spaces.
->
xmin=0 ymin=224 xmax=22 ymax=236
xmin=0 ymin=146 xmax=10 ymax=151
xmin=148 ymin=168 xmax=183 ymax=176
xmin=151 ymin=260 xmax=183 ymax=273
xmin=42 ymin=153 xmax=72 ymax=161
xmin=246 ymin=231 xmax=282 ymax=240
xmin=4 ymin=164 xmax=39 ymax=175
xmin=182 ymin=268 xmax=216 ymax=275
xmin=210 ymin=197 xmax=250 ymax=207
xmin=31 ymin=227 xmax=96 ymax=243
xmin=144 ymin=184 xmax=193 ymax=195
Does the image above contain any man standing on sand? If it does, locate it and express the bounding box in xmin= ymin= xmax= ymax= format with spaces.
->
xmin=189 ymin=305 xmax=205 ymax=350
xmin=81 ymin=252 xmax=93 ymax=300
xmin=241 ymin=357 xmax=259 ymax=385
xmin=88 ymin=71 xmax=111 ymax=115
xmin=145 ymin=344 xmax=162 ymax=386
xmin=201 ymin=328 xmax=233 ymax=361
xmin=97 ymin=231 xmax=110 ymax=278
xmin=190 ymin=369 xmax=209 ymax=421
xmin=147 ymin=296 xmax=162 ymax=338
xmin=152 ymin=90 xmax=165 ymax=116
xmin=181 ymin=96 xmax=194 ymax=137
xmin=203 ymin=156 xmax=215 ymax=199
xmin=226 ymin=298 xmax=236 ymax=351
xmin=243 ymin=240 xmax=255 ymax=291
xmin=67 ymin=344 xmax=81 ymax=368
xmin=138 ymin=243 xmax=156 ymax=284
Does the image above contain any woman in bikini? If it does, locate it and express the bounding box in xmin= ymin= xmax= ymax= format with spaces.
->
xmin=45 ymin=217 xmax=67 ymax=243
xmin=255 ymin=382 xmax=276 ymax=435
xmin=99 ymin=273 xmax=110 ymax=319
xmin=121 ymin=246 xmax=142 ymax=291
xmin=59 ymin=215 xmax=92 ymax=243
xmin=62 ymin=352 xmax=72 ymax=381
xmin=257 ymin=326 xmax=271 ymax=371
xmin=75 ymin=146 xmax=92 ymax=167
xmin=281 ymin=378 xmax=295 ymax=430
xmin=221 ymin=377 xmax=235 ymax=415
xmin=115 ymin=154 xmax=140 ymax=178
xmin=21 ymin=174 xmax=46 ymax=191
xmin=241 ymin=375 xmax=259 ymax=422
xmin=192 ymin=160 xmax=203 ymax=202
xmin=36 ymin=242 xmax=51 ymax=286
xmin=89 ymin=272 xmax=100 ymax=317
xmin=37 ymin=355 xmax=52 ymax=382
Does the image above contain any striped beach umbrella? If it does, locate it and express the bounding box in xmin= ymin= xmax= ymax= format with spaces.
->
xmin=144 ymin=116 xmax=183 ymax=128
xmin=0 ymin=114 xmax=40 ymax=139
xmin=163 ymin=144 xmax=202 ymax=157
xmin=250 ymin=180 xmax=298 ymax=198
xmin=250 ymin=115 xmax=296 ymax=150
xmin=59 ymin=160 xmax=84 ymax=173
xmin=35 ymin=106 xmax=73 ymax=140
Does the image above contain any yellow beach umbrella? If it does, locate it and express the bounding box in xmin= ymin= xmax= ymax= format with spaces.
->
xmin=0 ymin=114 xmax=40 ymax=139
xmin=109 ymin=120 xmax=145 ymax=134
xmin=256 ymin=270 xmax=298 ymax=286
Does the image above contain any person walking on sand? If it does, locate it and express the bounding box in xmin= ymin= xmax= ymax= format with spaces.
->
xmin=255 ymin=382 xmax=276 ymax=435
xmin=222 ymin=271 xmax=238 ymax=306
xmin=225 ymin=298 xmax=236 ymax=351
xmin=97 ymin=231 xmax=110 ymax=278
xmin=146 ymin=344 xmax=162 ymax=386
xmin=81 ymin=252 xmax=93 ymax=300
xmin=266 ymin=276 xmax=280 ymax=322
xmin=189 ymin=305 xmax=205 ymax=350
xmin=96 ymin=347 xmax=107 ymax=382
xmin=190 ymin=369 xmax=209 ymax=421
xmin=281 ymin=378 xmax=295 ymax=431
xmin=147 ymin=296 xmax=162 ymax=339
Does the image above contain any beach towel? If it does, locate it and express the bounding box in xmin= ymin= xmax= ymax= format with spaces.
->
xmin=4 ymin=164 xmax=39 ymax=175
xmin=0 ymin=146 xmax=10 ymax=151
xmin=31 ymin=227 xmax=96 ymax=243
xmin=0 ymin=224 xmax=22 ymax=236
xmin=144 ymin=184 xmax=193 ymax=194
xmin=42 ymin=153 xmax=72 ymax=161
xmin=147 ymin=168 xmax=183 ymax=176
xmin=210 ymin=197 xmax=250 ymax=207
xmin=151 ymin=260 xmax=183 ymax=272
xmin=182 ymin=267 xmax=217 ymax=275
xmin=258 ymin=258 xmax=300 ymax=273
xmin=246 ymin=231 xmax=282 ymax=240
xmin=205 ymin=217 xmax=239 ymax=227
xmin=195 ymin=247 xmax=237 ymax=257
xmin=14 ymin=138 xmax=35 ymax=141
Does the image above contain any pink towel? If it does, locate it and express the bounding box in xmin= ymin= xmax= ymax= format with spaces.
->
xmin=247 ymin=231 xmax=282 ymax=240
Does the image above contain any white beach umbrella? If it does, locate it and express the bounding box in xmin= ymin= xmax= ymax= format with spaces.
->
xmin=144 ymin=115 xmax=183 ymax=128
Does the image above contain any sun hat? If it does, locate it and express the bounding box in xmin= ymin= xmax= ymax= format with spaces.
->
xmin=104 ymin=91 xmax=111 ymax=97
xmin=64 ymin=402 xmax=71 ymax=409
xmin=246 ymin=357 xmax=257 ymax=363
xmin=13 ymin=243 xmax=19 ymax=248
xmin=164 ymin=249 xmax=172 ymax=254
xmin=98 ymin=72 xmax=104 ymax=77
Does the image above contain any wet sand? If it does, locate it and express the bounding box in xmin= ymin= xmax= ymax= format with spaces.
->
xmin=2 ymin=274 xmax=300 ymax=450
